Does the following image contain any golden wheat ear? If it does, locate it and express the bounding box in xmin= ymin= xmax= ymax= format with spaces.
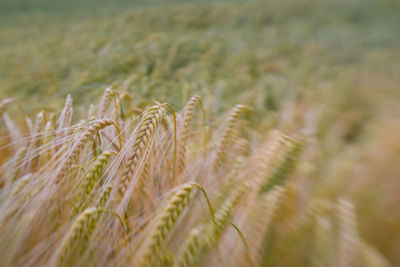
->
xmin=55 ymin=119 xmax=117 ymax=184
xmin=213 ymin=104 xmax=247 ymax=172
xmin=75 ymin=151 xmax=114 ymax=211
xmin=118 ymin=105 xmax=165 ymax=197
xmin=177 ymin=95 xmax=206 ymax=174
xmin=97 ymin=86 xmax=113 ymax=118
xmin=54 ymin=207 xmax=101 ymax=266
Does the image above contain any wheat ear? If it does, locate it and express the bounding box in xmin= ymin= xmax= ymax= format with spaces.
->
xmin=177 ymin=183 xmax=247 ymax=267
xmin=118 ymin=105 xmax=164 ymax=197
xmin=173 ymin=227 xmax=203 ymax=267
xmin=54 ymin=207 xmax=101 ymax=266
xmin=259 ymin=136 xmax=304 ymax=194
xmin=204 ymin=183 xmax=247 ymax=248
xmin=2 ymin=113 xmax=22 ymax=150
xmin=40 ymin=120 xmax=55 ymax=165
xmin=55 ymin=119 xmax=116 ymax=183
xmin=11 ymin=146 xmax=28 ymax=181
xmin=213 ymin=105 xmax=247 ymax=172
xmin=56 ymin=94 xmax=73 ymax=149
xmin=99 ymin=183 xmax=114 ymax=208
xmin=177 ymin=95 xmax=206 ymax=174
xmin=76 ymin=151 xmax=114 ymax=209
xmin=249 ymin=187 xmax=285 ymax=262
xmin=136 ymin=183 xmax=196 ymax=267
xmin=97 ymin=87 xmax=113 ymax=118
xmin=337 ymin=199 xmax=361 ymax=267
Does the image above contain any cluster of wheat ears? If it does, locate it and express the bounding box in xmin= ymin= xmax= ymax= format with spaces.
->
xmin=0 ymin=88 xmax=389 ymax=267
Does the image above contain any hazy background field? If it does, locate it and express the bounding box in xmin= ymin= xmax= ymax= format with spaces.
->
xmin=0 ymin=0 xmax=399 ymax=265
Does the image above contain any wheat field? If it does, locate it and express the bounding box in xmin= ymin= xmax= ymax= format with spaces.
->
xmin=0 ymin=0 xmax=399 ymax=266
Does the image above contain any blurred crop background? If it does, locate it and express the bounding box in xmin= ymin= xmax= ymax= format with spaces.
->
xmin=0 ymin=0 xmax=399 ymax=265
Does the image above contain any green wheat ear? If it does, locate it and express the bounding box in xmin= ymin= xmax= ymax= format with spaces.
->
xmin=177 ymin=95 xmax=206 ymax=174
xmin=75 ymin=151 xmax=113 ymax=210
xmin=176 ymin=183 xmax=248 ymax=267
xmin=259 ymin=136 xmax=305 ymax=194
xmin=55 ymin=119 xmax=119 ymax=184
xmin=213 ymin=104 xmax=247 ymax=172
xmin=203 ymin=183 xmax=247 ymax=248
xmin=98 ymin=183 xmax=114 ymax=208
xmin=173 ymin=227 xmax=203 ymax=267
xmin=136 ymin=183 xmax=197 ymax=267
xmin=54 ymin=207 xmax=101 ymax=266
